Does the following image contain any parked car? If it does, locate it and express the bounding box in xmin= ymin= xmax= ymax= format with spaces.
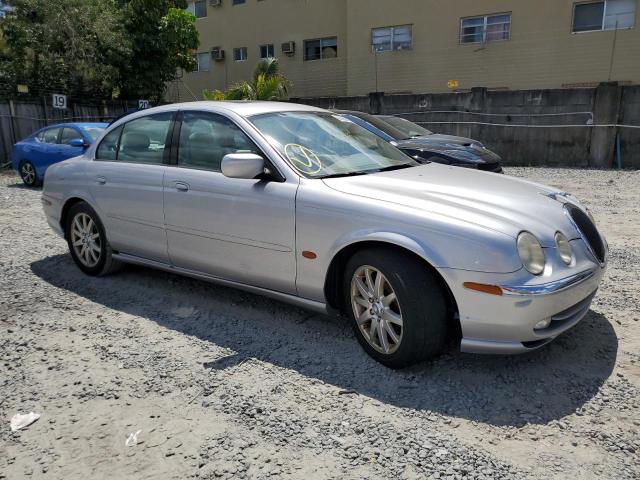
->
xmin=335 ymin=110 xmax=503 ymax=173
xmin=41 ymin=102 xmax=607 ymax=368
xmin=11 ymin=123 xmax=107 ymax=186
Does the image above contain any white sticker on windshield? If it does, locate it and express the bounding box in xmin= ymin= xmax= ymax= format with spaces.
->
xmin=284 ymin=144 xmax=322 ymax=174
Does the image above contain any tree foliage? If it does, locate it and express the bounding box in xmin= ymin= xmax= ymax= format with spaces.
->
xmin=203 ymin=58 xmax=291 ymax=101
xmin=116 ymin=0 xmax=198 ymax=101
xmin=0 ymin=0 xmax=198 ymax=101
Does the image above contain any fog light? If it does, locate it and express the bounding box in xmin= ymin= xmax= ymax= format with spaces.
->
xmin=535 ymin=319 xmax=552 ymax=330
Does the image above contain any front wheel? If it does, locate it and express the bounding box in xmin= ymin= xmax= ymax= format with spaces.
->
xmin=20 ymin=161 xmax=40 ymax=187
xmin=66 ymin=202 xmax=122 ymax=276
xmin=343 ymin=248 xmax=448 ymax=369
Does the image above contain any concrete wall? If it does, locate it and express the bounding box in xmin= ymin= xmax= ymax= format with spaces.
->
xmin=295 ymin=84 xmax=640 ymax=169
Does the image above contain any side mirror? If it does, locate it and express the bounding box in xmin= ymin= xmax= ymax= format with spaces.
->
xmin=69 ymin=138 xmax=87 ymax=148
xmin=221 ymin=153 xmax=265 ymax=179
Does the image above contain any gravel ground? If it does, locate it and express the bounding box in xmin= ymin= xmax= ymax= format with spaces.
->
xmin=1 ymin=167 xmax=639 ymax=480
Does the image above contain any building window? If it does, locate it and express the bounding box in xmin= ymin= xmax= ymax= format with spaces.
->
xmin=192 ymin=52 xmax=210 ymax=72
xmin=372 ymin=25 xmax=413 ymax=52
xmin=186 ymin=0 xmax=207 ymax=18
xmin=303 ymin=37 xmax=338 ymax=61
xmin=234 ymin=47 xmax=248 ymax=61
xmin=233 ymin=0 xmax=246 ymax=4
xmin=259 ymin=44 xmax=275 ymax=59
xmin=460 ymin=13 xmax=511 ymax=44
xmin=572 ymin=0 xmax=636 ymax=32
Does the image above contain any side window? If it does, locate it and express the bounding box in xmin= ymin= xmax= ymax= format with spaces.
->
xmin=41 ymin=128 xmax=61 ymax=144
xmin=118 ymin=113 xmax=173 ymax=164
xmin=178 ymin=112 xmax=259 ymax=171
xmin=96 ymin=126 xmax=123 ymax=161
xmin=59 ymin=128 xmax=83 ymax=145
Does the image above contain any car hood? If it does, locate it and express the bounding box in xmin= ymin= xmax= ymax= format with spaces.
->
xmin=393 ymin=135 xmax=501 ymax=163
xmin=322 ymin=163 xmax=581 ymax=246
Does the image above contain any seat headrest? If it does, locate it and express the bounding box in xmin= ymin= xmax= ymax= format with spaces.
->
xmin=121 ymin=133 xmax=150 ymax=151
xmin=189 ymin=132 xmax=216 ymax=145
xmin=214 ymin=126 xmax=237 ymax=148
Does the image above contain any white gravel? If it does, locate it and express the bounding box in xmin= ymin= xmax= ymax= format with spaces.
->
xmin=1 ymin=167 xmax=639 ymax=479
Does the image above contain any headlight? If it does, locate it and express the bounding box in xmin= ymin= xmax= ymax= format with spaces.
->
xmin=517 ymin=232 xmax=545 ymax=275
xmin=555 ymin=231 xmax=573 ymax=265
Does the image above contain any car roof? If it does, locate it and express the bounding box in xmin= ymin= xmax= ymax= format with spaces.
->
xmin=123 ymin=101 xmax=326 ymax=119
xmin=39 ymin=122 xmax=108 ymax=130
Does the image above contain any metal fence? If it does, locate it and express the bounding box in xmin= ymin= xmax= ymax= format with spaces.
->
xmin=0 ymin=97 xmax=141 ymax=167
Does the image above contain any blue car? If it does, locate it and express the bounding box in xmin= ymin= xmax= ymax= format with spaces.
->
xmin=11 ymin=123 xmax=107 ymax=187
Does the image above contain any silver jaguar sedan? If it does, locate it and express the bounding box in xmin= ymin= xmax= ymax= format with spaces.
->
xmin=41 ymin=101 xmax=607 ymax=368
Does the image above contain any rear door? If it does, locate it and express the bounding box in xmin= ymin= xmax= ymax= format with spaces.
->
xmin=163 ymin=110 xmax=298 ymax=293
xmin=23 ymin=127 xmax=61 ymax=175
xmin=88 ymin=112 xmax=174 ymax=263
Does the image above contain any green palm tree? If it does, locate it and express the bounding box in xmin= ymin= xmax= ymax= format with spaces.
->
xmin=203 ymin=57 xmax=290 ymax=101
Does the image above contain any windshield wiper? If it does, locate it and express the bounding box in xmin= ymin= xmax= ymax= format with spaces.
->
xmin=319 ymin=171 xmax=370 ymax=179
xmin=376 ymin=163 xmax=415 ymax=172
xmin=320 ymin=163 xmax=414 ymax=179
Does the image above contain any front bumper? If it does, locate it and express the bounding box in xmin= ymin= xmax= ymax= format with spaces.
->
xmin=439 ymin=255 xmax=606 ymax=355
xmin=42 ymin=194 xmax=64 ymax=238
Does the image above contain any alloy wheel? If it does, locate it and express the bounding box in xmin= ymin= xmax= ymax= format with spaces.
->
xmin=350 ymin=265 xmax=403 ymax=354
xmin=70 ymin=213 xmax=102 ymax=268
xmin=21 ymin=163 xmax=36 ymax=185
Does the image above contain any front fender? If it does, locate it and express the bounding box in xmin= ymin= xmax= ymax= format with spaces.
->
xmin=326 ymin=229 xmax=446 ymax=271
xmin=295 ymin=203 xmax=522 ymax=303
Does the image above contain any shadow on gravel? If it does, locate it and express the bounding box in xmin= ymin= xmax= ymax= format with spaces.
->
xmin=6 ymin=183 xmax=40 ymax=190
xmin=32 ymin=254 xmax=617 ymax=427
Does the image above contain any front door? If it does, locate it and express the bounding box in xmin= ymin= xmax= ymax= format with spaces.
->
xmin=88 ymin=112 xmax=173 ymax=263
xmin=55 ymin=127 xmax=86 ymax=162
xmin=163 ymin=111 xmax=298 ymax=294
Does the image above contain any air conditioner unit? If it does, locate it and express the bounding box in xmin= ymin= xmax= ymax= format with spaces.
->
xmin=209 ymin=0 xmax=222 ymax=6
xmin=281 ymin=41 xmax=295 ymax=56
xmin=211 ymin=47 xmax=225 ymax=61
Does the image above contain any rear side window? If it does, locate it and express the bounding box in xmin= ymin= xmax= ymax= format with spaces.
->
xmin=39 ymin=128 xmax=60 ymax=144
xmin=119 ymin=113 xmax=173 ymax=164
xmin=95 ymin=113 xmax=173 ymax=164
xmin=177 ymin=111 xmax=259 ymax=171
xmin=96 ymin=126 xmax=123 ymax=160
xmin=60 ymin=128 xmax=83 ymax=145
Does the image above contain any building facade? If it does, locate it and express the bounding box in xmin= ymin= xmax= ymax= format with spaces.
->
xmin=172 ymin=0 xmax=640 ymax=100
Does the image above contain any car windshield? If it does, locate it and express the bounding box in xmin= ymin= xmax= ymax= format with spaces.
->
xmin=82 ymin=127 xmax=106 ymax=141
xmin=380 ymin=116 xmax=433 ymax=138
xmin=250 ymin=111 xmax=418 ymax=178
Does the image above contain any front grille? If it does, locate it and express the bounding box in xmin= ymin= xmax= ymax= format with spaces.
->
xmin=565 ymin=204 xmax=606 ymax=263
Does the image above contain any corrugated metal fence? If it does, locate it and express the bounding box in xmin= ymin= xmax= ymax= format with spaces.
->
xmin=0 ymin=98 xmax=140 ymax=167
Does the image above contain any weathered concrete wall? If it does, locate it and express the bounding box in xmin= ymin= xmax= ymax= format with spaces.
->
xmin=294 ymin=84 xmax=640 ymax=169
xmin=620 ymin=87 xmax=640 ymax=169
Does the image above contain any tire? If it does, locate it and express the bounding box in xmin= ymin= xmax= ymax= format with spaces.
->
xmin=65 ymin=202 xmax=122 ymax=276
xmin=19 ymin=161 xmax=41 ymax=187
xmin=343 ymin=248 xmax=448 ymax=369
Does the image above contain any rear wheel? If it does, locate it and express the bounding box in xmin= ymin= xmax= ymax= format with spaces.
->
xmin=343 ymin=248 xmax=448 ymax=369
xmin=66 ymin=202 xmax=122 ymax=276
xmin=20 ymin=161 xmax=40 ymax=187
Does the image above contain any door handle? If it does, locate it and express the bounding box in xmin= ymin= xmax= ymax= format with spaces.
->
xmin=175 ymin=182 xmax=190 ymax=192
xmin=96 ymin=176 xmax=107 ymax=185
